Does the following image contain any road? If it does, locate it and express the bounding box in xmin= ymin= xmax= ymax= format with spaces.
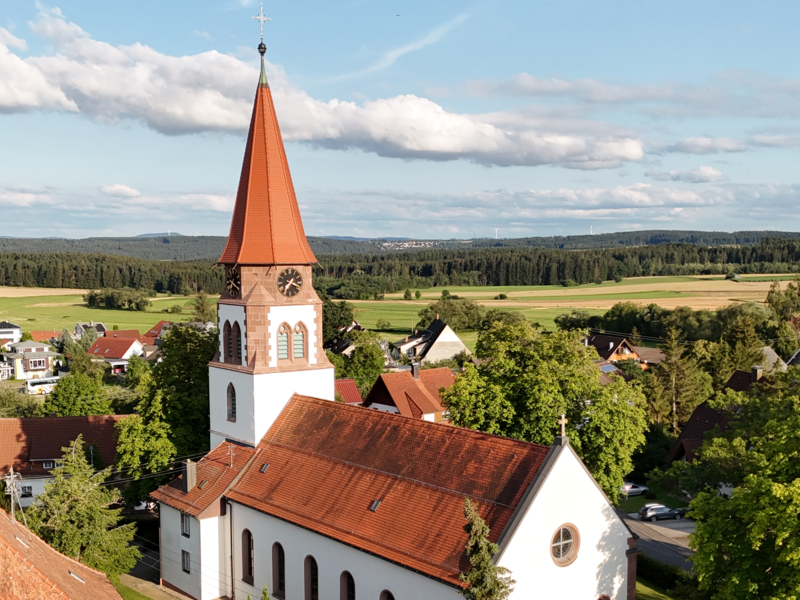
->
xmin=621 ymin=514 xmax=695 ymax=571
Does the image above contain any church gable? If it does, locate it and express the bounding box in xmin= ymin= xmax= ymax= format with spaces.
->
xmin=225 ymin=395 xmax=550 ymax=587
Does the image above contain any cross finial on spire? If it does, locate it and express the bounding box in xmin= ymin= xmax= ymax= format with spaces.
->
xmin=558 ymin=414 xmax=568 ymax=437
xmin=252 ymin=3 xmax=271 ymax=44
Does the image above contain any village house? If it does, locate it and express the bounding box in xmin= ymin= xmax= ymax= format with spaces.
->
xmin=0 ymin=415 xmax=125 ymax=507
xmin=584 ymin=334 xmax=643 ymax=366
xmin=631 ymin=345 xmax=665 ymax=367
xmin=28 ymin=330 xmax=61 ymax=344
xmin=86 ymin=337 xmax=144 ymax=374
xmin=0 ymin=321 xmax=22 ymax=344
xmin=73 ymin=321 xmax=107 ymax=340
xmin=0 ymin=507 xmax=123 ymax=600
xmin=334 ymin=378 xmax=362 ymax=405
xmin=150 ymin=45 xmax=638 ymax=600
xmin=391 ymin=318 xmax=471 ymax=364
xmin=0 ymin=341 xmax=59 ymax=380
xmin=363 ymin=364 xmax=454 ymax=422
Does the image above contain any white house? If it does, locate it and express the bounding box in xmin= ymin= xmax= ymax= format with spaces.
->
xmin=0 ymin=415 xmax=125 ymax=507
xmin=0 ymin=341 xmax=59 ymax=380
xmin=151 ymin=45 xmax=638 ymax=600
xmin=0 ymin=321 xmax=22 ymax=344
xmin=391 ymin=318 xmax=471 ymax=364
xmin=86 ymin=337 xmax=144 ymax=374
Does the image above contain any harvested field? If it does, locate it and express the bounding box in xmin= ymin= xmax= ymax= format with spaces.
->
xmin=0 ymin=287 xmax=89 ymax=298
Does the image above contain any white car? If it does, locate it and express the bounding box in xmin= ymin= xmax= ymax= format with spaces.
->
xmin=621 ymin=482 xmax=650 ymax=496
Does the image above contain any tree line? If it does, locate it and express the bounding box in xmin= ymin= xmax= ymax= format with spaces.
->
xmin=6 ymin=238 xmax=800 ymax=296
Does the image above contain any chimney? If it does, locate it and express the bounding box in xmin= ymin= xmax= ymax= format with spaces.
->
xmin=609 ymin=341 xmax=614 ymax=350
xmin=584 ymin=338 xmax=588 ymax=347
xmin=405 ymin=336 xmax=408 ymax=343
xmin=436 ymin=314 xmax=440 ymax=320
xmin=411 ymin=362 xmax=420 ymax=380
xmin=182 ymin=460 xmax=197 ymax=493
xmin=751 ymin=366 xmax=763 ymax=383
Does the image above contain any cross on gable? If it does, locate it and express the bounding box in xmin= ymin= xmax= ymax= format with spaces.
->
xmin=558 ymin=414 xmax=568 ymax=437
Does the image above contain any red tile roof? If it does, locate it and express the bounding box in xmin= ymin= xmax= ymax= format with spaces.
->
xmin=219 ymin=59 xmax=317 ymax=266
xmin=0 ymin=509 xmax=122 ymax=600
xmin=87 ymin=337 xmax=140 ymax=360
xmin=105 ymin=330 xmax=144 ymax=342
xmin=334 ymin=378 xmax=362 ymax=404
xmin=0 ymin=416 xmax=126 ymax=477
xmin=146 ymin=321 xmax=171 ymax=338
xmin=28 ymin=331 xmax=59 ymax=343
xmin=150 ymin=442 xmax=257 ymax=518
xmin=363 ymin=368 xmax=454 ymax=418
xmin=225 ymin=396 xmax=549 ymax=587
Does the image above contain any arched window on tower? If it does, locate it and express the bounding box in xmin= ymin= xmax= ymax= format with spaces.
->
xmin=277 ymin=324 xmax=290 ymax=361
xmin=304 ymin=556 xmax=319 ymax=600
xmin=272 ymin=542 xmax=286 ymax=597
xmin=340 ymin=571 xmax=355 ymax=600
xmin=380 ymin=592 xmax=395 ymax=600
xmin=242 ymin=529 xmax=254 ymax=585
xmin=293 ymin=323 xmax=306 ymax=359
xmin=227 ymin=383 xmax=236 ymax=422
xmin=232 ymin=322 xmax=242 ymax=364
xmin=223 ymin=321 xmax=232 ymax=363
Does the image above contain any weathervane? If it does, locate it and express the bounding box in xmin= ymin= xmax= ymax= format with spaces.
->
xmin=252 ymin=3 xmax=271 ymax=44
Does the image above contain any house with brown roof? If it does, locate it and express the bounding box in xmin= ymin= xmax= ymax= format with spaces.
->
xmin=151 ymin=49 xmax=638 ymax=600
xmin=0 ymin=508 xmax=123 ymax=600
xmin=584 ymin=334 xmax=642 ymax=365
xmin=28 ymin=330 xmax=60 ymax=344
xmin=363 ymin=364 xmax=454 ymax=422
xmin=0 ymin=416 xmax=125 ymax=507
xmin=87 ymin=337 xmax=144 ymax=374
xmin=334 ymin=378 xmax=362 ymax=405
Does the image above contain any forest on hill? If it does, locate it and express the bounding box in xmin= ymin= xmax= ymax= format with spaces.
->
xmin=0 ymin=235 xmax=382 ymax=260
xmin=2 ymin=229 xmax=799 ymax=261
xmin=3 ymin=237 xmax=800 ymax=296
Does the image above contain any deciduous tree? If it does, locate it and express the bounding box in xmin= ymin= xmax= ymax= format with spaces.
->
xmin=40 ymin=373 xmax=112 ymax=417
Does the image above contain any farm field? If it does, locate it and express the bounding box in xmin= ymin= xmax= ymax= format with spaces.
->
xmin=0 ymin=291 xmax=202 ymax=333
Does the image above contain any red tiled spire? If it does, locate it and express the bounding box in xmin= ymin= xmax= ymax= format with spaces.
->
xmin=220 ymin=50 xmax=317 ymax=265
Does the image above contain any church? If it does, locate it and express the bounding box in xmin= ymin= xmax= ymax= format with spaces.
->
xmin=151 ymin=39 xmax=638 ymax=600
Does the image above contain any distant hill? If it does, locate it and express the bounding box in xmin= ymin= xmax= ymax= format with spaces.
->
xmin=0 ymin=230 xmax=797 ymax=261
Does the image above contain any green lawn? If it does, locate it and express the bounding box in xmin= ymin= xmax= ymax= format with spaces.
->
xmin=0 ymin=293 xmax=201 ymax=334
xmin=114 ymin=582 xmax=155 ymax=600
xmin=637 ymin=578 xmax=677 ymax=600
xmin=619 ymin=490 xmax=689 ymax=514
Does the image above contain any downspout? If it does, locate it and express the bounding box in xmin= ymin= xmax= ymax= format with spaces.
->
xmin=229 ymin=500 xmax=235 ymax=600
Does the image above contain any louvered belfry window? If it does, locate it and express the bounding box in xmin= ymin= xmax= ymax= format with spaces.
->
xmin=278 ymin=326 xmax=289 ymax=360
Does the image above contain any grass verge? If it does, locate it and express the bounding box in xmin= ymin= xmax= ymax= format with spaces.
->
xmin=114 ymin=582 xmax=155 ymax=600
xmin=636 ymin=578 xmax=677 ymax=600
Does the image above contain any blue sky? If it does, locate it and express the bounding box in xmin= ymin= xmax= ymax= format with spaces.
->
xmin=3 ymin=0 xmax=800 ymax=239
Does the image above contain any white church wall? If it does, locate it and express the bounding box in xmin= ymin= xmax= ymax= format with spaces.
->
xmin=267 ymin=305 xmax=319 ymax=367
xmin=209 ymin=367 xmax=256 ymax=448
xmin=199 ymin=516 xmax=228 ymax=600
xmin=218 ymin=304 xmax=247 ymax=365
xmin=160 ymin=504 xmax=202 ymax=600
xmin=498 ymin=447 xmax=631 ymax=600
xmin=231 ymin=502 xmax=462 ymax=600
xmin=210 ymin=366 xmax=335 ymax=448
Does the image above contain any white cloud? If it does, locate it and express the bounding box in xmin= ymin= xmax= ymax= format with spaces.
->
xmin=0 ymin=27 xmax=28 ymax=51
xmin=193 ymin=30 xmax=211 ymax=40
xmin=664 ymin=137 xmax=747 ymax=154
xmin=333 ymin=13 xmax=469 ymax=80
xmin=101 ymin=184 xmax=140 ymax=197
xmin=645 ymin=166 xmax=725 ymax=183
xmin=0 ymin=7 xmax=642 ymax=170
xmin=749 ymin=134 xmax=800 ymax=147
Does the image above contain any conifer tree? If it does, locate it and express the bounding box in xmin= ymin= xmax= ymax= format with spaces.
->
xmin=460 ymin=498 xmax=515 ymax=600
xmin=630 ymin=326 xmax=643 ymax=346
xmin=26 ymin=436 xmax=140 ymax=581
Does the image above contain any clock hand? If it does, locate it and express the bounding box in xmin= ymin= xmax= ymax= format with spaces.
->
xmin=283 ymin=278 xmax=295 ymax=291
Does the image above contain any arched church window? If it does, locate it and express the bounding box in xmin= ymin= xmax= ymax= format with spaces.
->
xmin=340 ymin=571 xmax=355 ymax=600
xmin=551 ymin=524 xmax=580 ymax=567
xmin=242 ymin=529 xmax=254 ymax=584
xmin=273 ymin=542 xmax=286 ymax=597
xmin=293 ymin=323 xmax=306 ymax=359
xmin=227 ymin=384 xmax=236 ymax=422
xmin=305 ymin=555 xmax=319 ymax=600
xmin=233 ymin=322 xmax=242 ymax=362
xmin=223 ymin=321 xmax=232 ymax=362
xmin=277 ymin=325 xmax=289 ymax=360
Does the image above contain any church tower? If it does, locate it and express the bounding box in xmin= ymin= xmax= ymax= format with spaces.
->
xmin=209 ymin=42 xmax=334 ymax=449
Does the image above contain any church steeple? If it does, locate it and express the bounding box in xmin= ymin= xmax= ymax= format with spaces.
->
xmin=219 ymin=44 xmax=316 ymax=266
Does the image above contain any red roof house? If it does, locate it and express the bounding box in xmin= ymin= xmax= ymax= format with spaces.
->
xmin=334 ymin=378 xmax=362 ymax=405
xmin=87 ymin=337 xmax=143 ymax=361
xmin=0 ymin=508 xmax=123 ymax=600
xmin=362 ymin=366 xmax=454 ymax=422
xmin=146 ymin=320 xmax=171 ymax=339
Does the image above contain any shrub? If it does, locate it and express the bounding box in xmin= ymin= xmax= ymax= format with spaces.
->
xmin=614 ymin=275 xmax=623 ymax=283
xmin=494 ymin=293 xmax=508 ymax=300
xmin=561 ymin=279 xmax=579 ymax=287
xmin=644 ymin=490 xmax=657 ymax=499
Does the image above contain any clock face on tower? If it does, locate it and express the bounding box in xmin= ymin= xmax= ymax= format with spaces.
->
xmin=225 ymin=266 xmax=241 ymax=297
xmin=277 ymin=268 xmax=303 ymax=297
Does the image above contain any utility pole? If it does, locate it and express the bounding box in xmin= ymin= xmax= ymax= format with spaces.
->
xmin=3 ymin=468 xmax=21 ymax=522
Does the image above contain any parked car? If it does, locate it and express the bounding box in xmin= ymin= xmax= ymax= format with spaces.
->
xmin=621 ymin=482 xmax=650 ymax=497
xmin=638 ymin=503 xmax=684 ymax=522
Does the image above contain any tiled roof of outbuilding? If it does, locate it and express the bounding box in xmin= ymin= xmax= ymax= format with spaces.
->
xmin=0 ymin=509 xmax=122 ymax=600
xmin=334 ymin=378 xmax=362 ymax=404
xmin=225 ymin=395 xmax=549 ymax=587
